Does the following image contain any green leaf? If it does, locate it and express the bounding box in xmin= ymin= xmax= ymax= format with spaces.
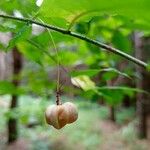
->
xmin=71 ymin=68 xmax=130 ymax=78
xmin=112 ymin=30 xmax=132 ymax=53
xmin=0 ymin=24 xmax=13 ymax=32
xmin=147 ymin=63 xmax=150 ymax=72
xmin=97 ymin=86 xmax=148 ymax=94
xmin=0 ymin=81 xmax=26 ymax=95
xmin=58 ymin=51 xmax=79 ymax=66
xmin=17 ymin=41 xmax=43 ymax=64
xmin=40 ymin=0 xmax=150 ymax=27
xmin=7 ymin=25 xmax=32 ymax=50
xmin=0 ymin=0 xmax=38 ymax=16
xmin=98 ymin=89 xmax=124 ymax=105
xmin=96 ymin=86 xmax=149 ymax=105
xmin=75 ymin=22 xmax=90 ymax=34
xmin=0 ymin=81 xmax=15 ymax=95
xmin=70 ymin=69 xmax=100 ymax=77
xmin=101 ymin=68 xmax=131 ymax=80
xmin=0 ymin=42 xmax=6 ymax=50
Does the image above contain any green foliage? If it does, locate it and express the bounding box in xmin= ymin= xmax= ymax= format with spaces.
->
xmin=0 ymin=2 xmax=150 ymax=149
xmin=23 ymin=69 xmax=55 ymax=96
xmin=40 ymin=0 xmax=150 ymax=27
xmin=112 ymin=30 xmax=132 ymax=52
xmin=71 ymin=69 xmax=100 ymax=77
xmin=97 ymin=86 xmax=147 ymax=105
xmin=0 ymin=21 xmax=17 ymax=33
xmin=17 ymin=41 xmax=43 ymax=64
xmin=0 ymin=42 xmax=5 ymax=50
xmin=75 ymin=22 xmax=90 ymax=34
xmin=71 ymin=73 xmax=145 ymax=105
xmin=0 ymin=81 xmax=24 ymax=95
xmin=71 ymin=68 xmax=130 ymax=78
xmin=0 ymin=0 xmax=38 ymax=15
xmin=58 ymin=51 xmax=79 ymax=66
xmin=0 ymin=81 xmax=15 ymax=95
xmin=8 ymin=25 xmax=32 ymax=49
xmin=0 ymin=0 xmax=149 ymax=112
xmin=147 ymin=63 xmax=150 ymax=71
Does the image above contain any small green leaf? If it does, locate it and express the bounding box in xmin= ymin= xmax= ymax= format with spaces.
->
xmin=112 ymin=30 xmax=131 ymax=53
xmin=0 ymin=22 xmax=16 ymax=32
xmin=75 ymin=22 xmax=90 ymax=34
xmin=0 ymin=81 xmax=26 ymax=95
xmin=101 ymin=68 xmax=131 ymax=80
xmin=0 ymin=42 xmax=6 ymax=50
xmin=0 ymin=24 xmax=11 ymax=32
xmin=17 ymin=41 xmax=43 ymax=64
xmin=0 ymin=81 xmax=15 ymax=95
xmin=7 ymin=25 xmax=31 ymax=50
xmin=147 ymin=63 xmax=150 ymax=72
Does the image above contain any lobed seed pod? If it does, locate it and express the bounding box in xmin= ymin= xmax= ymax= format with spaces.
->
xmin=45 ymin=102 xmax=78 ymax=129
xmin=45 ymin=104 xmax=68 ymax=129
xmin=64 ymin=102 xmax=78 ymax=123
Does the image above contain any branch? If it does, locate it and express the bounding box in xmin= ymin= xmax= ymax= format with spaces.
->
xmin=0 ymin=14 xmax=148 ymax=69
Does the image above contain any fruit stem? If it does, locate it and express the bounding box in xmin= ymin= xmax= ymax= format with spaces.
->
xmin=56 ymin=91 xmax=61 ymax=105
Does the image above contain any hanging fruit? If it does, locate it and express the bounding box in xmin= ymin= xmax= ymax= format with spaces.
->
xmin=45 ymin=102 xmax=78 ymax=129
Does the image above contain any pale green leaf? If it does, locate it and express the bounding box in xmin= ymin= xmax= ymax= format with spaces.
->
xmin=71 ymin=75 xmax=96 ymax=91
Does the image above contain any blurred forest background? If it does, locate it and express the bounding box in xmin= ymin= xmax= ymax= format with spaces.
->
xmin=0 ymin=0 xmax=150 ymax=150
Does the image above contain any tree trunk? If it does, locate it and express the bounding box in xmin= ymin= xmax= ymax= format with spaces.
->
xmin=8 ymin=47 xmax=22 ymax=143
xmin=107 ymin=80 xmax=116 ymax=122
xmin=134 ymin=33 xmax=148 ymax=139
xmin=122 ymin=98 xmax=130 ymax=108
xmin=0 ymin=52 xmax=6 ymax=80
xmin=109 ymin=106 xmax=115 ymax=121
